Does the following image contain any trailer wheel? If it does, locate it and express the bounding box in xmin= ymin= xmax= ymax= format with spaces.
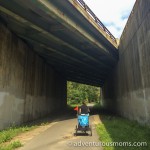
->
xmin=89 ymin=125 xmax=92 ymax=136
xmin=75 ymin=125 xmax=78 ymax=136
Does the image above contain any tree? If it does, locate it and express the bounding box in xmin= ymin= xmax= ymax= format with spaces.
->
xmin=67 ymin=81 xmax=100 ymax=105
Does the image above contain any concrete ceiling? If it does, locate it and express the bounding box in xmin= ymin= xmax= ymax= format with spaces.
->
xmin=0 ymin=0 xmax=119 ymax=87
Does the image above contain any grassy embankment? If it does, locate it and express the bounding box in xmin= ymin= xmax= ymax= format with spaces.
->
xmin=96 ymin=111 xmax=150 ymax=150
xmin=0 ymin=125 xmax=37 ymax=150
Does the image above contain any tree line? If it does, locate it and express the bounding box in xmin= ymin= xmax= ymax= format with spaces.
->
xmin=67 ymin=81 xmax=100 ymax=105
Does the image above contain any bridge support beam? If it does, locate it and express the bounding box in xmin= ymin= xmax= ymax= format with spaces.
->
xmin=102 ymin=0 xmax=150 ymax=124
xmin=0 ymin=21 xmax=66 ymax=130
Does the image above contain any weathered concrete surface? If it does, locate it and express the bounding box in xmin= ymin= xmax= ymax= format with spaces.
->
xmin=0 ymin=0 xmax=118 ymax=87
xmin=0 ymin=22 xmax=66 ymax=130
xmin=102 ymin=0 xmax=150 ymax=124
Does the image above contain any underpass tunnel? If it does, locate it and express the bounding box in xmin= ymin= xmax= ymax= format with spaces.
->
xmin=0 ymin=0 xmax=119 ymax=130
xmin=2 ymin=0 xmax=149 ymax=131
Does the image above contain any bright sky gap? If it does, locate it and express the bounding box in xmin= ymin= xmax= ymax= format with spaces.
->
xmin=83 ymin=0 xmax=136 ymax=38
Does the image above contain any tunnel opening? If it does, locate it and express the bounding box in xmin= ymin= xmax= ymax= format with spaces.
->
xmin=66 ymin=81 xmax=101 ymax=113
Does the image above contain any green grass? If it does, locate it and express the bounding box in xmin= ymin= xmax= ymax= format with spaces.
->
xmin=93 ymin=103 xmax=101 ymax=108
xmin=0 ymin=141 xmax=22 ymax=150
xmin=0 ymin=126 xmax=36 ymax=144
xmin=68 ymin=102 xmax=100 ymax=108
xmin=96 ymin=115 xmax=150 ymax=150
xmin=0 ymin=125 xmax=37 ymax=150
xmin=67 ymin=103 xmax=81 ymax=108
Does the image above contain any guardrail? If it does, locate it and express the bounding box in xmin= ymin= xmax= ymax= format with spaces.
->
xmin=75 ymin=0 xmax=117 ymax=44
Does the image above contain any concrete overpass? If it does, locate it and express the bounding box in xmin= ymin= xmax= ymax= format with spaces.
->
xmin=0 ymin=0 xmax=118 ymax=129
xmin=102 ymin=0 xmax=150 ymax=124
xmin=0 ymin=0 xmax=150 ymax=129
xmin=0 ymin=0 xmax=118 ymax=87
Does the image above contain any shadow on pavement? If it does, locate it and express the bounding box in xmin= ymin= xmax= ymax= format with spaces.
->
xmin=22 ymin=104 xmax=115 ymax=129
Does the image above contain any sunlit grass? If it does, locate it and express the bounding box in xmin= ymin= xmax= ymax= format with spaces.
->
xmin=0 ymin=141 xmax=22 ymax=150
xmin=96 ymin=115 xmax=150 ymax=150
xmin=0 ymin=126 xmax=36 ymax=144
xmin=0 ymin=125 xmax=37 ymax=150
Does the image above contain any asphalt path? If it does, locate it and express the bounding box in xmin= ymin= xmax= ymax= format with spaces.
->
xmin=19 ymin=114 xmax=103 ymax=150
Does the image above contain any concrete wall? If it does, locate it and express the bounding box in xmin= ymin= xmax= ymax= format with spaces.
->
xmin=102 ymin=0 xmax=150 ymax=124
xmin=0 ymin=22 xmax=67 ymax=130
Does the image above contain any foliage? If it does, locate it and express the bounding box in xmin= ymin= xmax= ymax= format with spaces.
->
xmin=0 ymin=126 xmax=36 ymax=145
xmin=96 ymin=115 xmax=150 ymax=150
xmin=0 ymin=141 xmax=22 ymax=150
xmin=0 ymin=125 xmax=37 ymax=150
xmin=67 ymin=81 xmax=100 ymax=105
